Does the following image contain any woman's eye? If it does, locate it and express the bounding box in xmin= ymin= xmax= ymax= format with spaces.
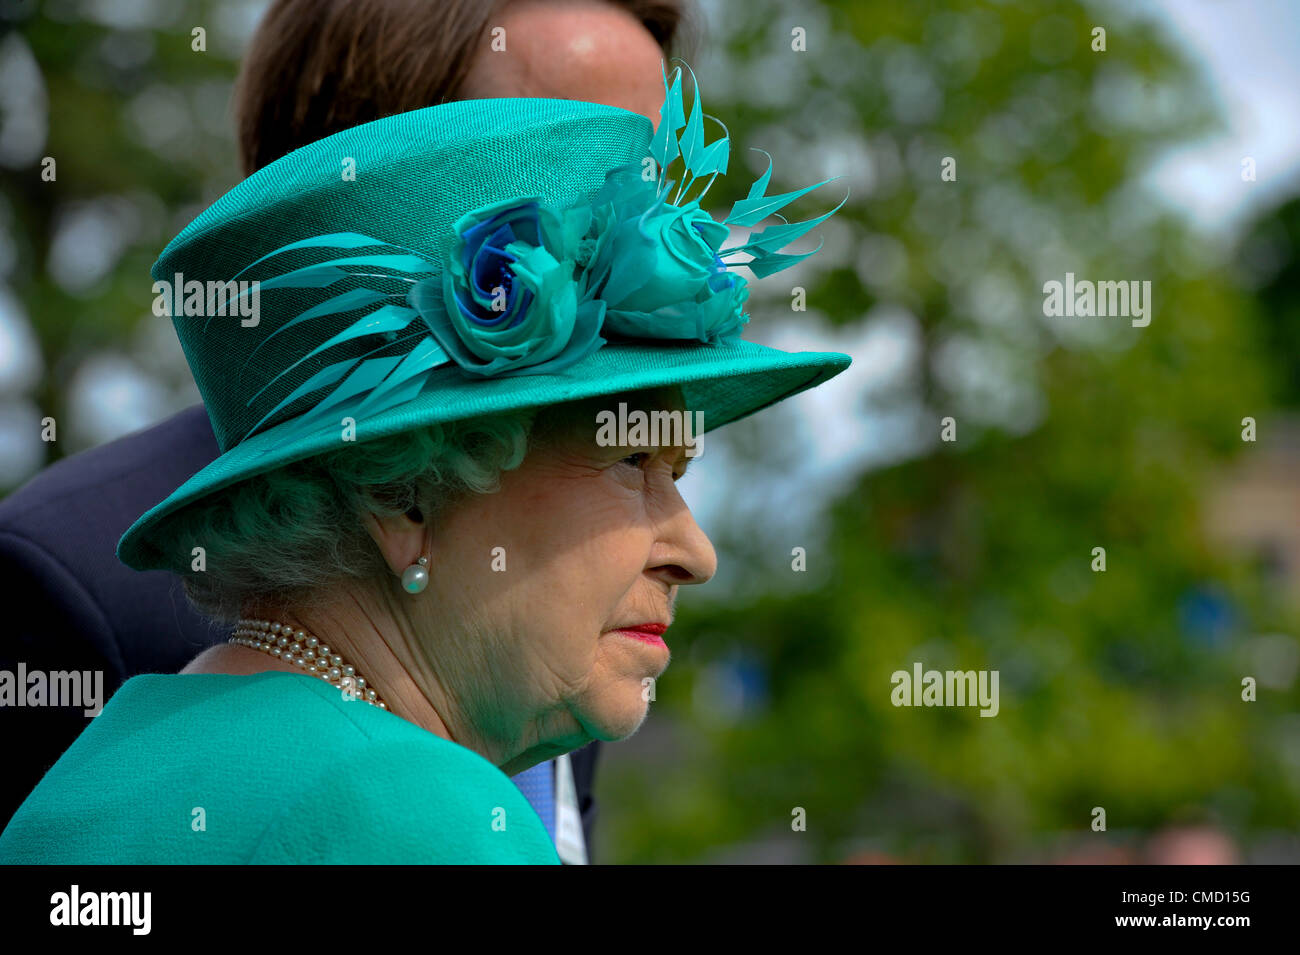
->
xmin=619 ymin=451 xmax=686 ymax=482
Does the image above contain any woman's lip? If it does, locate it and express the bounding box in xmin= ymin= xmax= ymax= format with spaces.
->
xmin=613 ymin=627 xmax=668 ymax=648
xmin=621 ymin=623 xmax=668 ymax=635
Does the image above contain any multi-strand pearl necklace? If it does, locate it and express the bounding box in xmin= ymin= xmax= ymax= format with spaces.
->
xmin=230 ymin=618 xmax=388 ymax=710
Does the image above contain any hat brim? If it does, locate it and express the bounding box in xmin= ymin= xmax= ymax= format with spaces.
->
xmin=117 ymin=338 xmax=851 ymax=572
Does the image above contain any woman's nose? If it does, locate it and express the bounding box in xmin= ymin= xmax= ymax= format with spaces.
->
xmin=650 ymin=494 xmax=718 ymax=587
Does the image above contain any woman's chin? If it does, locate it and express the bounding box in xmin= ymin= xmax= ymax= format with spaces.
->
xmin=585 ymin=692 xmax=653 ymax=742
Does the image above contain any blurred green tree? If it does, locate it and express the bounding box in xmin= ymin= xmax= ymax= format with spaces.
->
xmin=1 ymin=0 xmax=244 ymax=461
xmin=599 ymin=0 xmax=1298 ymax=863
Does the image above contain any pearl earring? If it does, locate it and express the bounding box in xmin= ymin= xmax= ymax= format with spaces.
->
xmin=401 ymin=555 xmax=429 ymax=594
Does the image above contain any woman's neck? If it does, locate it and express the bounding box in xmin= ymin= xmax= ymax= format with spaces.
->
xmin=187 ymin=600 xmax=456 ymax=749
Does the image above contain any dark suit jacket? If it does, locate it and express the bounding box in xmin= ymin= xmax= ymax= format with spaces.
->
xmin=0 ymin=404 xmax=600 ymax=854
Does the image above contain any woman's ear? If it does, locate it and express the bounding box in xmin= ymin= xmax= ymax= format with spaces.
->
xmin=362 ymin=506 xmax=427 ymax=577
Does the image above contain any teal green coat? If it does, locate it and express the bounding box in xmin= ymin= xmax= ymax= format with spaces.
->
xmin=0 ymin=671 xmax=559 ymax=864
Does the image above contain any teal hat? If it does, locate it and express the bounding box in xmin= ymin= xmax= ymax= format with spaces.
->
xmin=118 ymin=62 xmax=852 ymax=573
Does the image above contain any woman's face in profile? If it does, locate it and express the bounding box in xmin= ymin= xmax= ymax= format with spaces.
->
xmin=402 ymin=4 xmax=696 ymax=768
xmin=420 ymin=388 xmax=716 ymax=768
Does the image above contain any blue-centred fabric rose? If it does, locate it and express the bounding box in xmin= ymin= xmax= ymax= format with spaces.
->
xmin=582 ymin=164 xmax=750 ymax=345
xmin=409 ymin=197 xmax=606 ymax=377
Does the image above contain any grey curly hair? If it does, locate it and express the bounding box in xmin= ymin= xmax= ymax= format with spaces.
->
xmin=156 ymin=406 xmax=546 ymax=624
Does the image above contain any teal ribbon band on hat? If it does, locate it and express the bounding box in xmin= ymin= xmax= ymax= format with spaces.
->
xmin=202 ymin=60 xmax=848 ymax=456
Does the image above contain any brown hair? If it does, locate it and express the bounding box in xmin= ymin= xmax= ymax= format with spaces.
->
xmin=233 ymin=0 xmax=695 ymax=177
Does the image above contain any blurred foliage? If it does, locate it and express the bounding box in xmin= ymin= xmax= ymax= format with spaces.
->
xmin=600 ymin=0 xmax=1300 ymax=863
xmin=1 ymin=0 xmax=244 ymax=461
xmin=1238 ymin=195 xmax=1300 ymax=408
xmin=2 ymin=0 xmax=1297 ymax=863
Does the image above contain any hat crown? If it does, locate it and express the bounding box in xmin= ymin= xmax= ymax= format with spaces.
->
xmin=154 ymin=98 xmax=653 ymax=453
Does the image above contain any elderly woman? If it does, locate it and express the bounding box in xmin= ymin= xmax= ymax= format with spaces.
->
xmin=0 ymin=48 xmax=849 ymax=862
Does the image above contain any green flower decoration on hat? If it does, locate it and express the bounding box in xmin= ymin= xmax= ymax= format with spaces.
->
xmin=414 ymin=198 xmax=605 ymax=378
xmin=584 ymin=163 xmax=750 ymax=344
xmin=230 ymin=61 xmax=847 ymax=453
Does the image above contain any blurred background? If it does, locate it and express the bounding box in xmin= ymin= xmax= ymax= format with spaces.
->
xmin=1 ymin=0 xmax=1298 ymax=862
